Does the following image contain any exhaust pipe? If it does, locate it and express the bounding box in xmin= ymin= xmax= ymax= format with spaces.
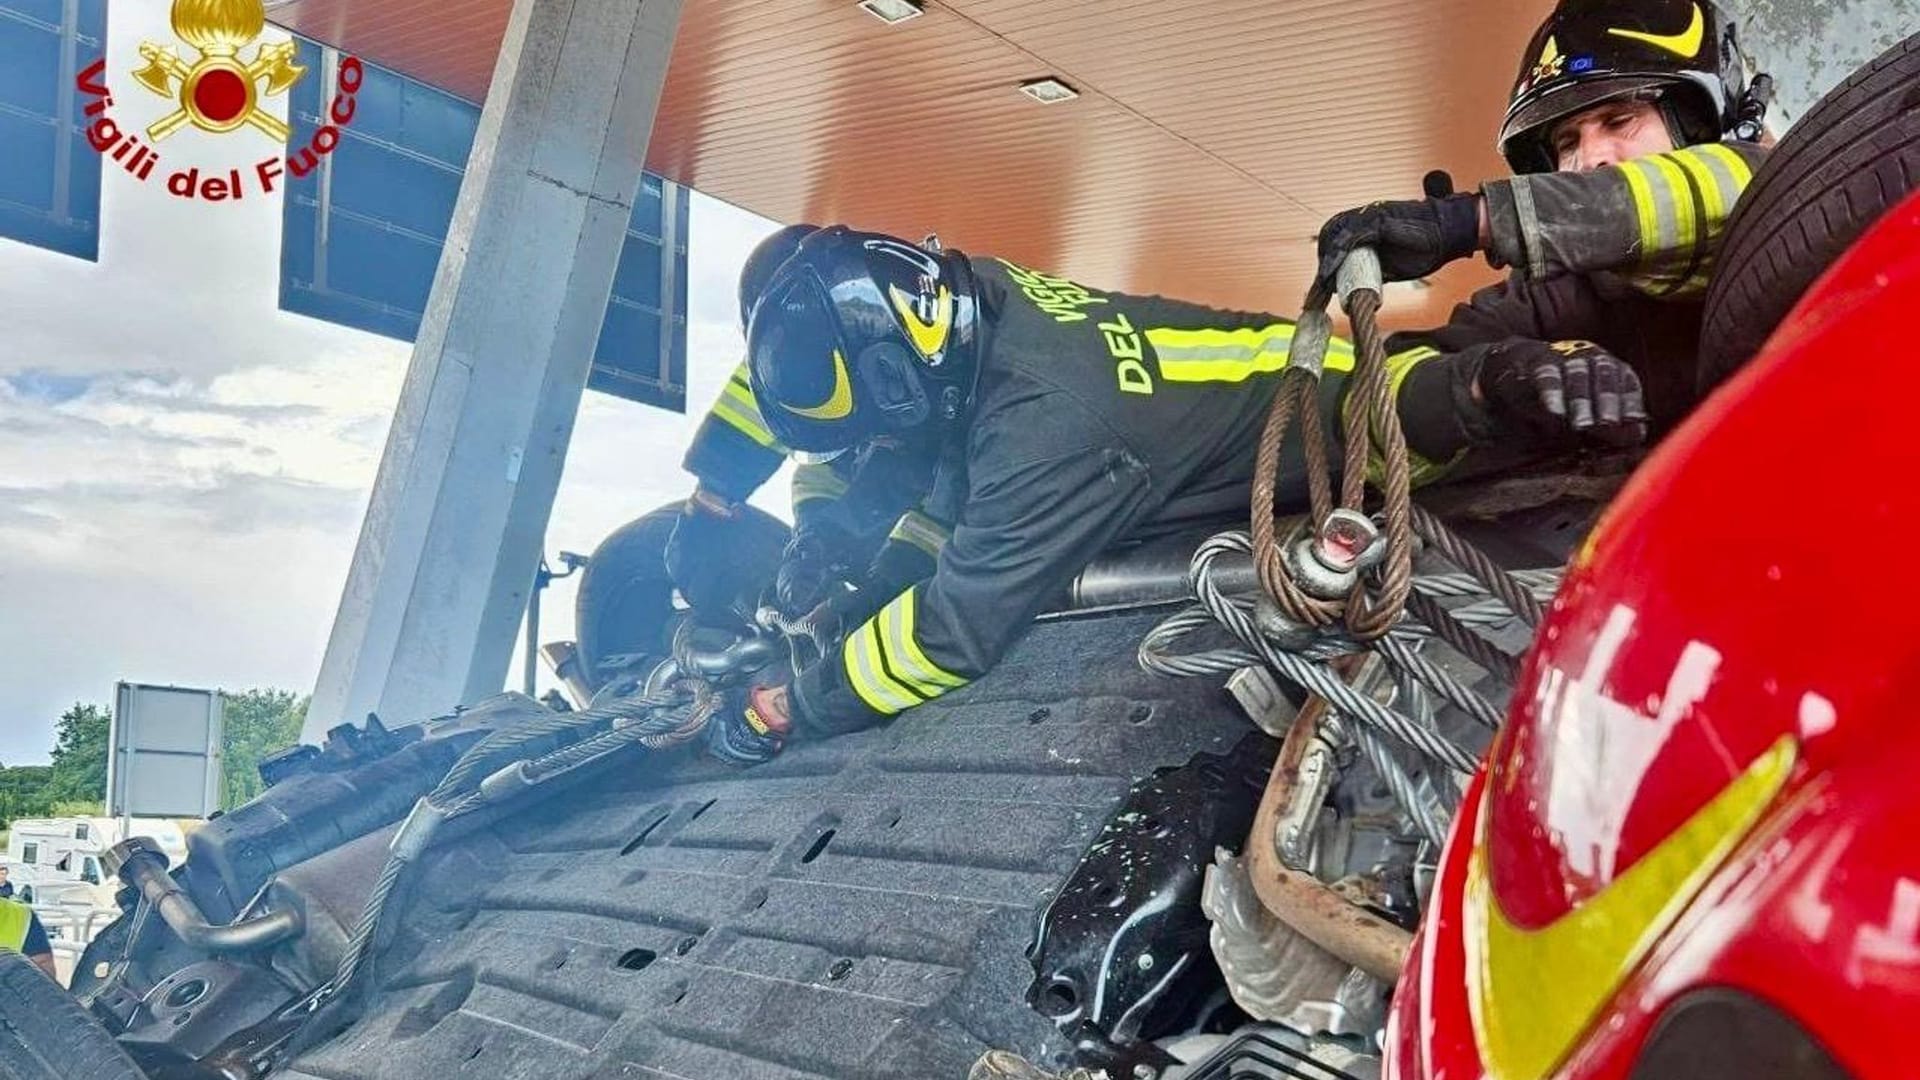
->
xmin=104 ymin=838 xmax=303 ymax=954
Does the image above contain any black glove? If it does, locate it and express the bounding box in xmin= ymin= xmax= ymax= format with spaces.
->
xmin=1316 ymin=190 xmax=1481 ymax=292
xmin=1467 ymin=339 xmax=1649 ymax=448
xmin=705 ymin=685 xmax=791 ymax=766
xmin=664 ymin=494 xmax=740 ymax=613
xmin=774 ymin=530 xmax=853 ymax=617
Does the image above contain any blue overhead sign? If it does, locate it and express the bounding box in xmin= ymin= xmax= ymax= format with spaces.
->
xmin=0 ymin=0 xmax=105 ymax=261
xmin=277 ymin=41 xmax=689 ymax=412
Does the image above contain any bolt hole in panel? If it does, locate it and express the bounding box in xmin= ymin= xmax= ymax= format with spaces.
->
xmin=802 ymin=829 xmax=836 ymax=864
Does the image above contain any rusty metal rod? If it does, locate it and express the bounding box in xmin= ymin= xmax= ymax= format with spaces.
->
xmin=1245 ymin=662 xmax=1414 ymax=983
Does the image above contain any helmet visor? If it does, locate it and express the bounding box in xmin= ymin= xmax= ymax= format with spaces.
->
xmin=1500 ymin=74 xmax=1677 ymax=168
xmin=747 ymin=275 xmax=867 ymax=454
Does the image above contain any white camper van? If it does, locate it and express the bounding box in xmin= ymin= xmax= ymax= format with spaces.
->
xmin=5 ymin=816 xmax=189 ymax=907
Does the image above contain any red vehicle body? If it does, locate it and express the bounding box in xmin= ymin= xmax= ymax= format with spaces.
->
xmin=1385 ymin=188 xmax=1920 ymax=1080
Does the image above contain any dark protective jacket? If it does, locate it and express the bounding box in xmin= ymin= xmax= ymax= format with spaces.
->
xmin=787 ymin=141 xmax=1771 ymax=737
xmin=680 ymin=361 xmax=949 ymax=600
xmin=1411 ymin=141 xmax=1769 ymax=431
xmin=787 ymin=257 xmax=1434 ymax=734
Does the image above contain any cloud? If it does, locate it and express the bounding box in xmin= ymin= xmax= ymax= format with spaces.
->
xmin=4 ymin=371 xmax=94 ymax=405
xmin=0 ymin=0 xmax=794 ymax=764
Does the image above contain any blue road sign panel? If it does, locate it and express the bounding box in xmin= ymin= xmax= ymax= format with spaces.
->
xmin=278 ymin=41 xmax=689 ymax=412
xmin=0 ymin=0 xmax=106 ymax=261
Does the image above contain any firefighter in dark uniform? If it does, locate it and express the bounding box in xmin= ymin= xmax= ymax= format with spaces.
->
xmin=1315 ymin=0 xmax=1774 ymax=432
xmin=700 ymin=227 xmax=1647 ymax=762
xmin=666 ymin=227 xmax=953 ymax=623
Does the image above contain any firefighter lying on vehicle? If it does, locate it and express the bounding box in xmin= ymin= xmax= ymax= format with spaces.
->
xmin=665 ymin=226 xmax=955 ymax=627
xmin=690 ymin=0 xmax=1777 ymax=762
xmin=1315 ymin=0 xmax=1773 ymax=431
xmin=697 ymin=226 xmax=1649 ymax=763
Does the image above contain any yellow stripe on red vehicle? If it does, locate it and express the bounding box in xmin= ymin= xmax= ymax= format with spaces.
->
xmin=1464 ymin=734 xmax=1797 ymax=1080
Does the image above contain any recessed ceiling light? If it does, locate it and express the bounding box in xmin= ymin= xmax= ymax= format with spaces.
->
xmin=1019 ymin=77 xmax=1079 ymax=104
xmin=859 ymin=0 xmax=925 ymax=24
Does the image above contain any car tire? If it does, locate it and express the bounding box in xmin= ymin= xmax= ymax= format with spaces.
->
xmin=1696 ymin=31 xmax=1920 ymax=392
xmin=0 ymin=951 xmax=143 ymax=1080
xmin=573 ymin=502 xmax=789 ymax=691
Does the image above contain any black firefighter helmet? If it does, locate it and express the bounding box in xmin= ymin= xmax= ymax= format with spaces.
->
xmin=1499 ymin=0 xmax=1763 ymax=173
xmin=737 ymin=223 xmax=821 ymax=330
xmin=745 ymin=227 xmax=981 ymax=457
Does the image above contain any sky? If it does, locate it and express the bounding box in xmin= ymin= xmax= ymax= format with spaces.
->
xmin=0 ymin=3 xmax=786 ymax=765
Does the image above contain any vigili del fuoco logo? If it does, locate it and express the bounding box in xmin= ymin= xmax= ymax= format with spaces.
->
xmin=75 ymin=0 xmax=362 ymax=202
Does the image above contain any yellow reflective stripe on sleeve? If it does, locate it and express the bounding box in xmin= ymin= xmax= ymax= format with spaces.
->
xmin=1619 ymin=157 xmax=1665 ymax=257
xmin=842 ymin=618 xmax=921 ymax=715
xmin=708 ymin=369 xmax=781 ymax=448
xmin=711 ymin=397 xmax=779 ymax=448
xmin=792 ymin=463 xmax=849 ymax=505
xmin=1644 ymin=152 xmax=1699 ymax=253
xmin=887 ymin=510 xmax=949 ymax=559
xmin=1670 ymin=149 xmax=1729 ymax=224
xmin=1374 ymin=346 xmax=1464 ymax=487
xmin=1696 ymin=142 xmax=1754 ymax=193
xmin=1669 ymin=149 xmax=1735 ymax=294
xmin=1145 ymin=324 xmax=1357 ymax=384
xmin=1384 ymin=346 xmax=1440 ymax=401
xmin=882 ymin=587 xmax=968 ymax=695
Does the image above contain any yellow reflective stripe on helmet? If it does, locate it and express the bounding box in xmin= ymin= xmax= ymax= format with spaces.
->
xmin=842 ymin=618 xmax=921 ymax=715
xmin=881 ymin=587 xmax=967 ymax=695
xmin=792 ymin=463 xmax=849 ymax=506
xmin=887 ymin=510 xmax=949 ymax=559
xmin=1145 ymin=324 xmax=1357 ymax=384
xmin=0 ymin=901 xmax=28 ymax=953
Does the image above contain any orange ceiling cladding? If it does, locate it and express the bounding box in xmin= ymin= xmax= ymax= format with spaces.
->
xmin=264 ymin=0 xmax=1555 ymax=327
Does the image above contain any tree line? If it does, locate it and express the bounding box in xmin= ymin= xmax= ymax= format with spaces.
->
xmin=0 ymin=690 xmax=307 ymax=828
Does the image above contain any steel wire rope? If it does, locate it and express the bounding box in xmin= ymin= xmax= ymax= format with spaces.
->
xmin=1186 ymin=535 xmax=1478 ymax=774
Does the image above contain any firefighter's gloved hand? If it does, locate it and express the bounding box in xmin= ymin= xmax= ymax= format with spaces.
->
xmin=1315 ymin=193 xmax=1481 ymax=292
xmin=705 ymin=685 xmax=791 ymax=766
xmin=664 ymin=491 xmax=738 ymax=613
xmin=774 ymin=530 xmax=851 ymax=618
xmin=1469 ymin=339 xmax=1648 ymax=448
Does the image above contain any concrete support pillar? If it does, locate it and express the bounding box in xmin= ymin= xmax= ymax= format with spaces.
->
xmin=1737 ymin=0 xmax=1920 ymax=127
xmin=307 ymin=0 xmax=685 ymax=738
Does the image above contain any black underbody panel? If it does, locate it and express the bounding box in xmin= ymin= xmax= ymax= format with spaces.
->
xmin=284 ymin=612 xmax=1254 ymax=1080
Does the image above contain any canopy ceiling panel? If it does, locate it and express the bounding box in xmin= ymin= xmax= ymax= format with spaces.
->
xmin=265 ymin=0 xmax=1553 ymax=323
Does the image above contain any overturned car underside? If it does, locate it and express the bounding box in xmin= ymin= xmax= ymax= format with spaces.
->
xmin=48 ymin=476 xmax=1605 ymax=1080
xmin=25 ymin=33 xmax=1920 ymax=1076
